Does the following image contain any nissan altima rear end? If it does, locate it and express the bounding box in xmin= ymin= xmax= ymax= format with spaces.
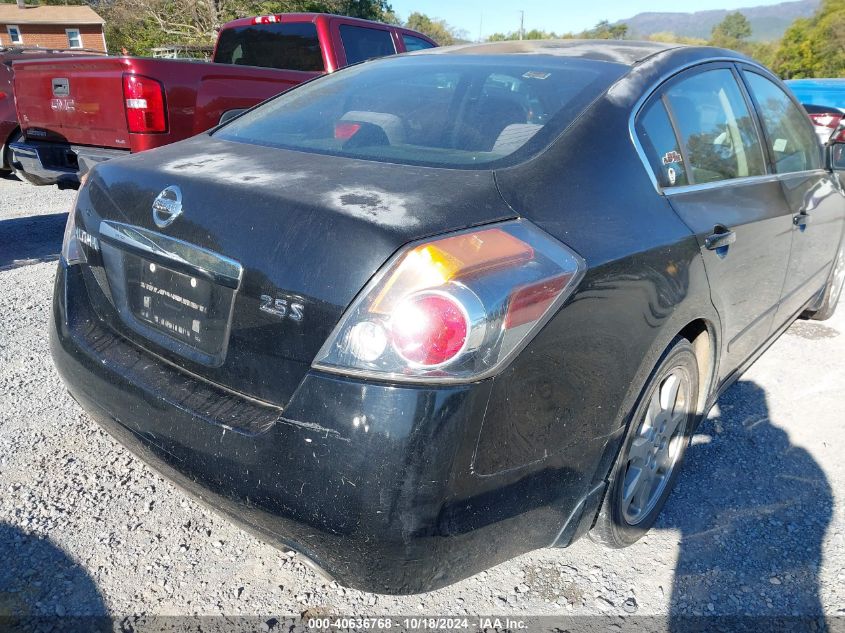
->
xmin=50 ymin=40 xmax=845 ymax=594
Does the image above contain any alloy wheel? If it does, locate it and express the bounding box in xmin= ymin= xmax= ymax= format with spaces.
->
xmin=622 ymin=367 xmax=691 ymax=526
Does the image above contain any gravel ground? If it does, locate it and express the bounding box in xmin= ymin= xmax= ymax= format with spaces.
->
xmin=1 ymin=174 xmax=844 ymax=624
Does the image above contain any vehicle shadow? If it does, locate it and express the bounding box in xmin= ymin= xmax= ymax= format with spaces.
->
xmin=0 ymin=212 xmax=67 ymax=271
xmin=0 ymin=522 xmax=109 ymax=627
xmin=659 ymin=380 xmax=831 ymax=631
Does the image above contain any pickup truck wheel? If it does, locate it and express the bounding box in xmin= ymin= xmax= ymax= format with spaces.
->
xmin=3 ymin=131 xmax=51 ymax=186
xmin=3 ymin=131 xmax=52 ymax=186
xmin=589 ymin=338 xmax=698 ymax=548
xmin=804 ymin=245 xmax=845 ymax=322
xmin=3 ymin=130 xmax=23 ymax=179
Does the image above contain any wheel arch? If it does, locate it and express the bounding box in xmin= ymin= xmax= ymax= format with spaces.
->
xmin=677 ymin=318 xmax=719 ymax=420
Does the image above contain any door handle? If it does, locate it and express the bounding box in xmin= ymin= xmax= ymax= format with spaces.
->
xmin=793 ymin=211 xmax=811 ymax=228
xmin=704 ymin=226 xmax=737 ymax=251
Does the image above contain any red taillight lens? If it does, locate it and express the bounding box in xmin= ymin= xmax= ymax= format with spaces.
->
xmin=314 ymin=220 xmax=586 ymax=382
xmin=809 ymin=113 xmax=843 ymax=130
xmin=505 ymin=274 xmax=572 ymax=329
xmin=391 ymin=293 xmax=469 ymax=366
xmin=123 ymin=74 xmax=167 ymax=134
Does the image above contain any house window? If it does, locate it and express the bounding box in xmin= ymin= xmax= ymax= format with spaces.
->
xmin=66 ymin=28 xmax=82 ymax=49
xmin=7 ymin=25 xmax=22 ymax=45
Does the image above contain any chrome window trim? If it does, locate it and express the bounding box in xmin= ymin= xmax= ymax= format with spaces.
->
xmin=662 ymin=169 xmax=829 ymax=196
xmin=663 ymin=174 xmax=780 ymax=196
xmin=628 ymin=56 xmax=795 ymax=195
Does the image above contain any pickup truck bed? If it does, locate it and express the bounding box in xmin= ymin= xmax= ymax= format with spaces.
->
xmin=2 ymin=46 xmax=106 ymax=171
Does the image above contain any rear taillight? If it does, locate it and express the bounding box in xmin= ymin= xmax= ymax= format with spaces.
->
xmin=123 ymin=74 xmax=167 ymax=134
xmin=808 ymin=112 xmax=843 ymax=143
xmin=831 ymin=124 xmax=845 ymax=144
xmin=61 ymin=172 xmax=98 ymax=266
xmin=313 ymin=220 xmax=585 ymax=383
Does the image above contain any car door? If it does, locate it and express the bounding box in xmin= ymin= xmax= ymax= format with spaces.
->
xmin=741 ymin=68 xmax=845 ymax=324
xmin=635 ymin=64 xmax=793 ymax=378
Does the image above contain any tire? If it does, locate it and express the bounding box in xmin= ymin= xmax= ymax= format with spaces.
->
xmin=3 ymin=129 xmax=23 ymax=179
xmin=3 ymin=130 xmax=51 ymax=185
xmin=805 ymin=244 xmax=845 ymax=322
xmin=589 ymin=337 xmax=699 ymax=548
xmin=0 ymin=130 xmax=21 ymax=171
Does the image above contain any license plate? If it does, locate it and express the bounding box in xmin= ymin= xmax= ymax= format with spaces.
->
xmin=131 ymin=259 xmax=212 ymax=348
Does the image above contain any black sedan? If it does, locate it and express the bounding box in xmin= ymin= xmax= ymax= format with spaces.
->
xmin=51 ymin=40 xmax=845 ymax=594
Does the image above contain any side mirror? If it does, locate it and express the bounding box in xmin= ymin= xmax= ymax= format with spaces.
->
xmin=827 ymin=142 xmax=845 ymax=171
xmin=825 ymin=118 xmax=845 ymax=170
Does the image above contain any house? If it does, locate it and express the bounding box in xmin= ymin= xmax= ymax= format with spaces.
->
xmin=0 ymin=1 xmax=106 ymax=52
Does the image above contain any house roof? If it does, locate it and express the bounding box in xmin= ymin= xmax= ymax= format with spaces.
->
xmin=0 ymin=5 xmax=105 ymax=26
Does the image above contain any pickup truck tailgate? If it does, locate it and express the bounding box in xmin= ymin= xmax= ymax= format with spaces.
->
xmin=14 ymin=56 xmax=132 ymax=149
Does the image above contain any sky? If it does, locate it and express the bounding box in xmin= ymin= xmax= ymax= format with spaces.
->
xmin=389 ymin=0 xmax=789 ymax=39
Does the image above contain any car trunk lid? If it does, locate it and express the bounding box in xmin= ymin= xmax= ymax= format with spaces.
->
xmin=81 ymin=136 xmax=514 ymax=407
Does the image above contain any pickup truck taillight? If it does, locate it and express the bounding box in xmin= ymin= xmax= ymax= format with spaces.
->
xmin=123 ymin=74 xmax=167 ymax=134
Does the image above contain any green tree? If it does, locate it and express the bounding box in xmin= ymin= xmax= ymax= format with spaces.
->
xmin=583 ymin=20 xmax=628 ymax=39
xmin=314 ymin=0 xmax=393 ymax=22
xmin=711 ymin=11 xmax=753 ymax=48
xmin=772 ymin=0 xmax=845 ymax=78
xmin=403 ymin=12 xmax=465 ymax=45
xmin=95 ymin=0 xmax=395 ymax=56
xmin=647 ymin=31 xmax=708 ymax=45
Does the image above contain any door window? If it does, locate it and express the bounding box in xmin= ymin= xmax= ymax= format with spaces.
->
xmin=743 ymin=71 xmax=823 ymax=174
xmin=664 ymin=68 xmax=767 ymax=184
xmin=339 ymin=25 xmax=396 ymax=65
xmin=636 ymin=98 xmax=688 ymax=188
xmin=402 ymin=34 xmax=434 ymax=51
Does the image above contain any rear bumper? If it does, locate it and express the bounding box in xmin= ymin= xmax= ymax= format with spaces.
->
xmin=10 ymin=139 xmax=128 ymax=187
xmin=51 ymin=261 xmax=604 ymax=593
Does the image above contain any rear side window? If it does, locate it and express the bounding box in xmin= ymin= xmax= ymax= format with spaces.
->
xmin=340 ymin=25 xmax=396 ymax=65
xmin=636 ymin=99 xmax=689 ymax=188
xmin=744 ymin=72 xmax=822 ymax=174
xmin=215 ymin=55 xmax=626 ymax=169
xmin=664 ymin=69 xmax=767 ymax=184
xmin=213 ymin=22 xmax=324 ymax=72
xmin=402 ymin=34 xmax=434 ymax=51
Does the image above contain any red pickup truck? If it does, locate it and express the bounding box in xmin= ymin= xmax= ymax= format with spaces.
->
xmin=2 ymin=46 xmax=106 ymax=174
xmin=9 ymin=13 xmax=436 ymax=187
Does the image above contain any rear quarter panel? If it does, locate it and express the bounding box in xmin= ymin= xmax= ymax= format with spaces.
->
xmin=488 ymin=77 xmax=719 ymax=497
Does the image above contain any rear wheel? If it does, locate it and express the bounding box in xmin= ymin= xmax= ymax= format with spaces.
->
xmin=805 ymin=245 xmax=845 ymax=321
xmin=3 ymin=130 xmax=22 ymax=179
xmin=589 ymin=338 xmax=698 ymax=548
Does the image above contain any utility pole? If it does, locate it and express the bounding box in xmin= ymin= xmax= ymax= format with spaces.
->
xmin=519 ymin=10 xmax=524 ymax=40
xmin=479 ymin=12 xmax=483 ymax=42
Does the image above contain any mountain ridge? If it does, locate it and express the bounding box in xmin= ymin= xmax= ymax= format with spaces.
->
xmin=618 ymin=0 xmax=820 ymax=41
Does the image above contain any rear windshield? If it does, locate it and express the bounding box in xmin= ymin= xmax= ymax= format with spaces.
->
xmin=214 ymin=55 xmax=626 ymax=169
xmin=213 ymin=22 xmax=324 ymax=72
xmin=339 ymin=25 xmax=396 ymax=64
